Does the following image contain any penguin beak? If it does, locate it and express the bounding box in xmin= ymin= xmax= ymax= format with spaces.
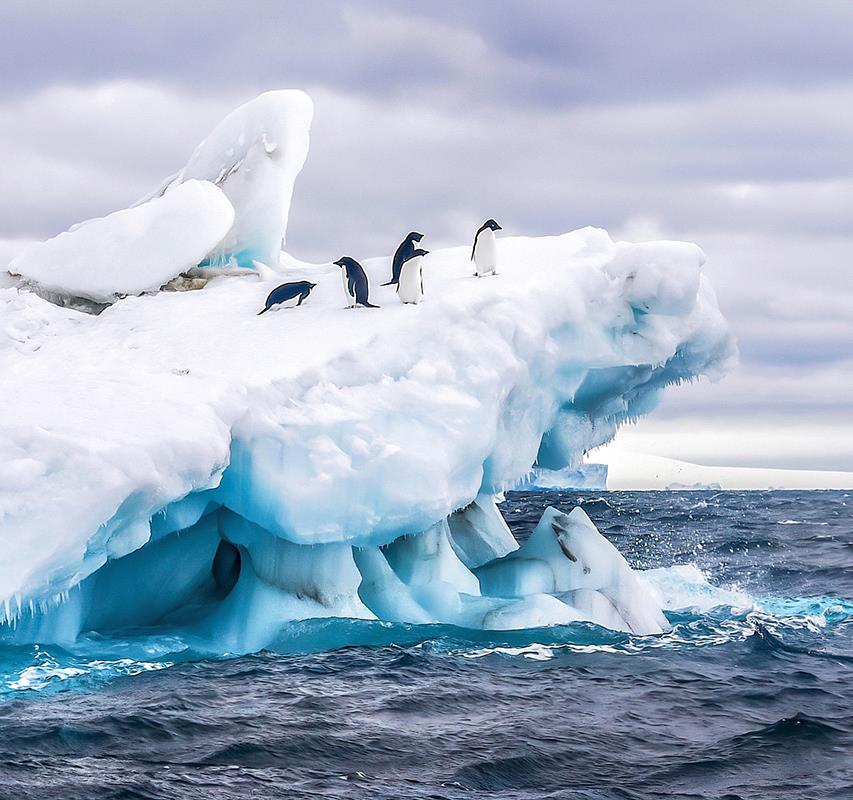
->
xmin=494 ymin=223 xmax=502 ymax=230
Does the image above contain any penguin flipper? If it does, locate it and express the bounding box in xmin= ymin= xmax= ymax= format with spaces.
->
xmin=257 ymin=305 xmax=270 ymax=316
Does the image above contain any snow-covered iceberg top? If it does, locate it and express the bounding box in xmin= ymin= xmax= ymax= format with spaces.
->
xmin=0 ymin=225 xmax=734 ymax=635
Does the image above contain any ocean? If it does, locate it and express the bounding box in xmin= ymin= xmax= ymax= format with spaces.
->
xmin=1 ymin=490 xmax=850 ymax=800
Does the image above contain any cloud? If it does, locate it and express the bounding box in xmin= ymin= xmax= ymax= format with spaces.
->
xmin=0 ymin=2 xmax=850 ymax=470
xmin=3 ymin=1 xmax=853 ymax=106
xmin=0 ymin=82 xmax=244 ymax=237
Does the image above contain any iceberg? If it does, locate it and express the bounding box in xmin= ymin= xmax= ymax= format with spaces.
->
xmin=595 ymin=448 xmax=853 ymax=491
xmin=0 ymin=90 xmax=735 ymax=655
xmin=517 ymin=463 xmax=609 ymax=491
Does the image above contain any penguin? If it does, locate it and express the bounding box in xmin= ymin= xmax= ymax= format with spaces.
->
xmin=471 ymin=218 xmax=502 ymax=277
xmin=382 ymin=231 xmax=424 ymax=286
xmin=334 ymin=257 xmax=379 ymax=308
xmin=397 ymin=249 xmax=428 ymax=304
xmin=257 ymin=280 xmax=316 ymax=315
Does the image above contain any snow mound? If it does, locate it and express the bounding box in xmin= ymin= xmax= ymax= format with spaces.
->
xmin=9 ymin=180 xmax=234 ymax=303
xmin=140 ymin=89 xmax=313 ymax=269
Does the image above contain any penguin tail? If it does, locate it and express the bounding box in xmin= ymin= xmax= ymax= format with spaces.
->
xmin=257 ymin=306 xmax=270 ymax=316
xmin=380 ymin=280 xmax=396 ymax=286
xmin=362 ymin=302 xmax=380 ymax=308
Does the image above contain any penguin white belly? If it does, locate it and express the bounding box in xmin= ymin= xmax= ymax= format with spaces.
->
xmin=474 ymin=229 xmax=497 ymax=275
xmin=275 ymin=294 xmax=303 ymax=309
xmin=397 ymin=256 xmax=424 ymax=304
xmin=341 ymin=269 xmax=356 ymax=306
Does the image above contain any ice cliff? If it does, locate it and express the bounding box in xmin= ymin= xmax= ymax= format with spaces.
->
xmin=0 ymin=90 xmax=735 ymax=654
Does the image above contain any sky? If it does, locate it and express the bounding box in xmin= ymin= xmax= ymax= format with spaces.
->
xmin=1 ymin=1 xmax=851 ymax=470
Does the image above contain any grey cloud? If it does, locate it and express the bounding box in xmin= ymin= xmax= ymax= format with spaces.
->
xmin=3 ymin=1 xmax=853 ymax=109
xmin=1 ymin=3 xmax=851 ymax=470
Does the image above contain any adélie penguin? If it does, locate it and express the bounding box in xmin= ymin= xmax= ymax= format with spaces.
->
xmin=471 ymin=218 xmax=502 ymax=276
xmin=257 ymin=280 xmax=316 ymax=314
xmin=334 ymin=257 xmax=379 ymax=308
xmin=382 ymin=231 xmax=424 ymax=286
xmin=397 ymin=249 xmax=428 ymax=304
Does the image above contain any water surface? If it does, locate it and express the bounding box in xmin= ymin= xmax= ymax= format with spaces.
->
xmin=1 ymin=490 xmax=850 ymax=799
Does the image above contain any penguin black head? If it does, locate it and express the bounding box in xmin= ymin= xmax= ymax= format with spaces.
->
xmin=483 ymin=219 xmax=502 ymax=231
xmin=407 ymin=231 xmax=425 ymax=242
xmin=334 ymin=257 xmax=357 ymax=269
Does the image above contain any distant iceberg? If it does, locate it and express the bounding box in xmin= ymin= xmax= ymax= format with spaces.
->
xmin=594 ymin=449 xmax=853 ymax=490
xmin=518 ymin=463 xmax=609 ymax=491
xmin=0 ymin=90 xmax=736 ymax=654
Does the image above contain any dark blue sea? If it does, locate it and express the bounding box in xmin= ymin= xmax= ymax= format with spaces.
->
xmin=0 ymin=490 xmax=850 ymax=800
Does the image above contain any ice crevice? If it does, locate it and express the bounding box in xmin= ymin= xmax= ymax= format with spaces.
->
xmin=0 ymin=89 xmax=736 ymax=653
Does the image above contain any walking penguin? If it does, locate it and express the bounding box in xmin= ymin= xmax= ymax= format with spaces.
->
xmin=334 ymin=257 xmax=379 ymax=308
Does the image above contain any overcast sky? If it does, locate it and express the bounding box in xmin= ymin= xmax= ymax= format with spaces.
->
xmin=1 ymin=1 xmax=851 ymax=470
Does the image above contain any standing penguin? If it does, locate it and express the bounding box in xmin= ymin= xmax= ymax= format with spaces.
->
xmin=334 ymin=257 xmax=379 ymax=308
xmin=257 ymin=280 xmax=316 ymax=315
xmin=383 ymin=231 xmax=424 ymax=286
xmin=397 ymin=249 xmax=429 ymax=304
xmin=471 ymin=219 xmax=502 ymax=277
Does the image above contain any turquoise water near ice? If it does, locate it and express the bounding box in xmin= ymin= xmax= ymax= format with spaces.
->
xmin=0 ymin=490 xmax=850 ymax=799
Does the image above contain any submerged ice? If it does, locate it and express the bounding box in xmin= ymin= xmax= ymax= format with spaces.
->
xmin=3 ymin=499 xmax=668 ymax=652
xmin=0 ymin=89 xmax=735 ymax=654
